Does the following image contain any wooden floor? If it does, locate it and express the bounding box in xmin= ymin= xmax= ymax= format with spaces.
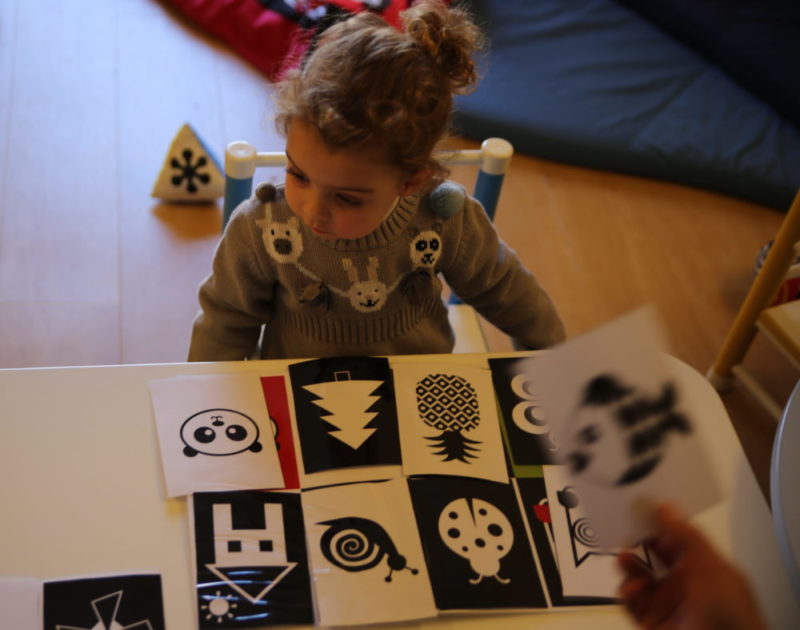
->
xmin=1 ymin=0 xmax=795 ymax=497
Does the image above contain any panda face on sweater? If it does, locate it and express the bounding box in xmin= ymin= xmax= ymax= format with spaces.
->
xmin=409 ymin=226 xmax=442 ymax=269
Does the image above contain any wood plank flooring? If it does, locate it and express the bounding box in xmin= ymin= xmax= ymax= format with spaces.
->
xmin=1 ymin=0 xmax=795 ymax=498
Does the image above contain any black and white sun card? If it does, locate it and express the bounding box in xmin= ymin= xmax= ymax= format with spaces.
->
xmin=393 ymin=362 xmax=508 ymax=483
xmin=301 ymin=478 xmax=437 ymax=626
xmin=42 ymin=574 xmax=165 ymax=630
xmin=408 ymin=476 xmax=547 ymax=611
xmin=150 ymin=375 xmax=284 ymax=497
xmin=289 ymin=357 xmax=402 ymax=486
xmin=190 ymin=491 xmax=314 ymax=627
xmin=489 ymin=357 xmax=558 ymax=474
xmin=528 ymin=308 xmax=721 ymax=548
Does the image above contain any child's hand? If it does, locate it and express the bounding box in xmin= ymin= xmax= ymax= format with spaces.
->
xmin=617 ymin=504 xmax=767 ymax=630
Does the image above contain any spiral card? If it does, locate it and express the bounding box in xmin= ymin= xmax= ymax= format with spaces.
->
xmin=260 ymin=375 xmax=300 ymax=489
xmin=527 ymin=308 xmax=721 ymax=548
xmin=392 ymin=362 xmax=508 ymax=483
xmin=289 ymin=357 xmax=402 ymax=486
xmin=489 ymin=357 xmax=558 ymax=474
xmin=543 ymin=465 xmax=653 ymax=599
xmin=43 ymin=574 xmax=165 ymax=630
xmin=408 ymin=476 xmax=547 ymax=611
xmin=190 ymin=491 xmax=314 ymax=627
xmin=301 ymin=478 xmax=436 ymax=626
xmin=514 ymin=477 xmax=613 ymax=606
xmin=150 ymin=374 xmax=284 ymax=497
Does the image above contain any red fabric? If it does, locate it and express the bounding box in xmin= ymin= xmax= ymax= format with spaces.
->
xmin=162 ymin=0 xmax=428 ymax=80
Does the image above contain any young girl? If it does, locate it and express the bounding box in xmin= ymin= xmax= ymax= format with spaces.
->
xmin=188 ymin=0 xmax=564 ymax=361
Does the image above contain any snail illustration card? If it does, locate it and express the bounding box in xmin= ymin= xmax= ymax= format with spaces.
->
xmin=301 ymin=478 xmax=436 ymax=626
xmin=514 ymin=477 xmax=613 ymax=606
xmin=392 ymin=362 xmax=508 ymax=483
xmin=260 ymin=375 xmax=300 ymax=489
xmin=43 ymin=574 xmax=165 ymax=630
xmin=150 ymin=374 xmax=284 ymax=497
xmin=0 ymin=577 xmax=40 ymax=630
xmin=288 ymin=357 xmax=402 ymax=485
xmin=527 ymin=308 xmax=721 ymax=548
xmin=408 ymin=476 xmax=547 ymax=611
xmin=190 ymin=490 xmax=314 ymax=627
xmin=543 ymin=465 xmax=653 ymax=599
xmin=489 ymin=357 xmax=558 ymax=475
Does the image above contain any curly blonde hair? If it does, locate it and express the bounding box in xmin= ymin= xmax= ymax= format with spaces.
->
xmin=274 ymin=0 xmax=484 ymax=179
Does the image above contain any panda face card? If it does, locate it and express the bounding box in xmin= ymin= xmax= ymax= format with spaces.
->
xmin=408 ymin=476 xmax=547 ymax=611
xmin=301 ymin=479 xmax=436 ymax=626
xmin=393 ymin=362 xmax=508 ymax=483
xmin=149 ymin=374 xmax=284 ymax=497
xmin=527 ymin=309 xmax=721 ymax=547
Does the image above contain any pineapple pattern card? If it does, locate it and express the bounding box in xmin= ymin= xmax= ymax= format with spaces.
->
xmin=43 ymin=574 xmax=165 ymax=630
xmin=150 ymin=374 xmax=284 ymax=497
xmin=514 ymin=476 xmax=613 ymax=606
xmin=190 ymin=491 xmax=314 ymax=627
xmin=260 ymin=375 xmax=300 ymax=489
xmin=302 ymin=479 xmax=437 ymax=626
xmin=408 ymin=476 xmax=547 ymax=611
xmin=489 ymin=357 xmax=558 ymax=475
xmin=393 ymin=362 xmax=508 ymax=483
xmin=289 ymin=357 xmax=402 ymax=486
xmin=543 ymin=465 xmax=653 ymax=600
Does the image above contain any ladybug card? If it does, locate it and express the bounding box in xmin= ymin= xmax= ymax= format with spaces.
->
xmin=149 ymin=375 xmax=284 ymax=497
xmin=408 ymin=477 xmax=547 ymax=611
xmin=528 ymin=308 xmax=721 ymax=548
xmin=392 ymin=362 xmax=508 ymax=483
xmin=489 ymin=356 xmax=558 ymax=474
xmin=301 ymin=479 xmax=436 ymax=626
xmin=289 ymin=357 xmax=402 ymax=487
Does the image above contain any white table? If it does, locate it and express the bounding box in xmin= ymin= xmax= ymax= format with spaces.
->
xmin=1 ymin=354 xmax=797 ymax=629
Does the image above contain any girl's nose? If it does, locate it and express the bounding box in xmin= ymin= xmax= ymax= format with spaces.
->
xmin=306 ymin=192 xmax=330 ymax=225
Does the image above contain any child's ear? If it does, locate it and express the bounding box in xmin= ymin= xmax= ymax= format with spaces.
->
xmin=399 ymin=168 xmax=432 ymax=197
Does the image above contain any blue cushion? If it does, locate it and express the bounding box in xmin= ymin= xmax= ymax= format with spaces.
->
xmin=454 ymin=0 xmax=800 ymax=209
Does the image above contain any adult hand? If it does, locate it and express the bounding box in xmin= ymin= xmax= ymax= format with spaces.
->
xmin=617 ymin=504 xmax=767 ymax=630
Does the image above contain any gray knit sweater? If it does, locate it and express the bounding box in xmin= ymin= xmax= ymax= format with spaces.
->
xmin=188 ymin=182 xmax=564 ymax=361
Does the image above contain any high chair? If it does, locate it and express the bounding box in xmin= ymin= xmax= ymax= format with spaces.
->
xmin=221 ymin=138 xmax=514 ymax=354
xmin=707 ymin=190 xmax=800 ymax=419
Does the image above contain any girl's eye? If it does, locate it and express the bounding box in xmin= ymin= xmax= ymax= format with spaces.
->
xmin=336 ymin=194 xmax=363 ymax=207
xmin=286 ymin=168 xmax=308 ymax=184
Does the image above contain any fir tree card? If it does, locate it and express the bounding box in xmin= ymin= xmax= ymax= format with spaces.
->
xmin=301 ymin=478 xmax=436 ymax=626
xmin=150 ymin=375 xmax=284 ymax=497
xmin=408 ymin=476 xmax=547 ymax=611
xmin=392 ymin=362 xmax=507 ymax=483
xmin=288 ymin=357 xmax=402 ymax=486
xmin=543 ymin=465 xmax=653 ymax=599
xmin=190 ymin=491 xmax=314 ymax=627
xmin=489 ymin=356 xmax=558 ymax=475
xmin=260 ymin=375 xmax=300 ymax=489
xmin=43 ymin=574 xmax=165 ymax=630
xmin=0 ymin=577 xmax=40 ymax=630
xmin=527 ymin=308 xmax=721 ymax=548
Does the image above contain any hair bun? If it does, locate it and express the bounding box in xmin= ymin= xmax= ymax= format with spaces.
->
xmin=402 ymin=0 xmax=484 ymax=93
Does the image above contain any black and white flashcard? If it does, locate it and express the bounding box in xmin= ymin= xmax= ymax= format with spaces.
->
xmin=289 ymin=357 xmax=402 ymax=485
xmin=302 ymin=478 xmax=437 ymax=626
xmin=393 ymin=362 xmax=508 ymax=483
xmin=489 ymin=357 xmax=558 ymax=474
xmin=43 ymin=574 xmax=165 ymax=630
xmin=514 ymin=477 xmax=614 ymax=606
xmin=528 ymin=308 xmax=721 ymax=547
xmin=0 ymin=577 xmax=40 ymax=630
xmin=150 ymin=374 xmax=284 ymax=497
xmin=408 ymin=476 xmax=547 ymax=611
xmin=190 ymin=491 xmax=314 ymax=627
xmin=543 ymin=465 xmax=653 ymax=599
